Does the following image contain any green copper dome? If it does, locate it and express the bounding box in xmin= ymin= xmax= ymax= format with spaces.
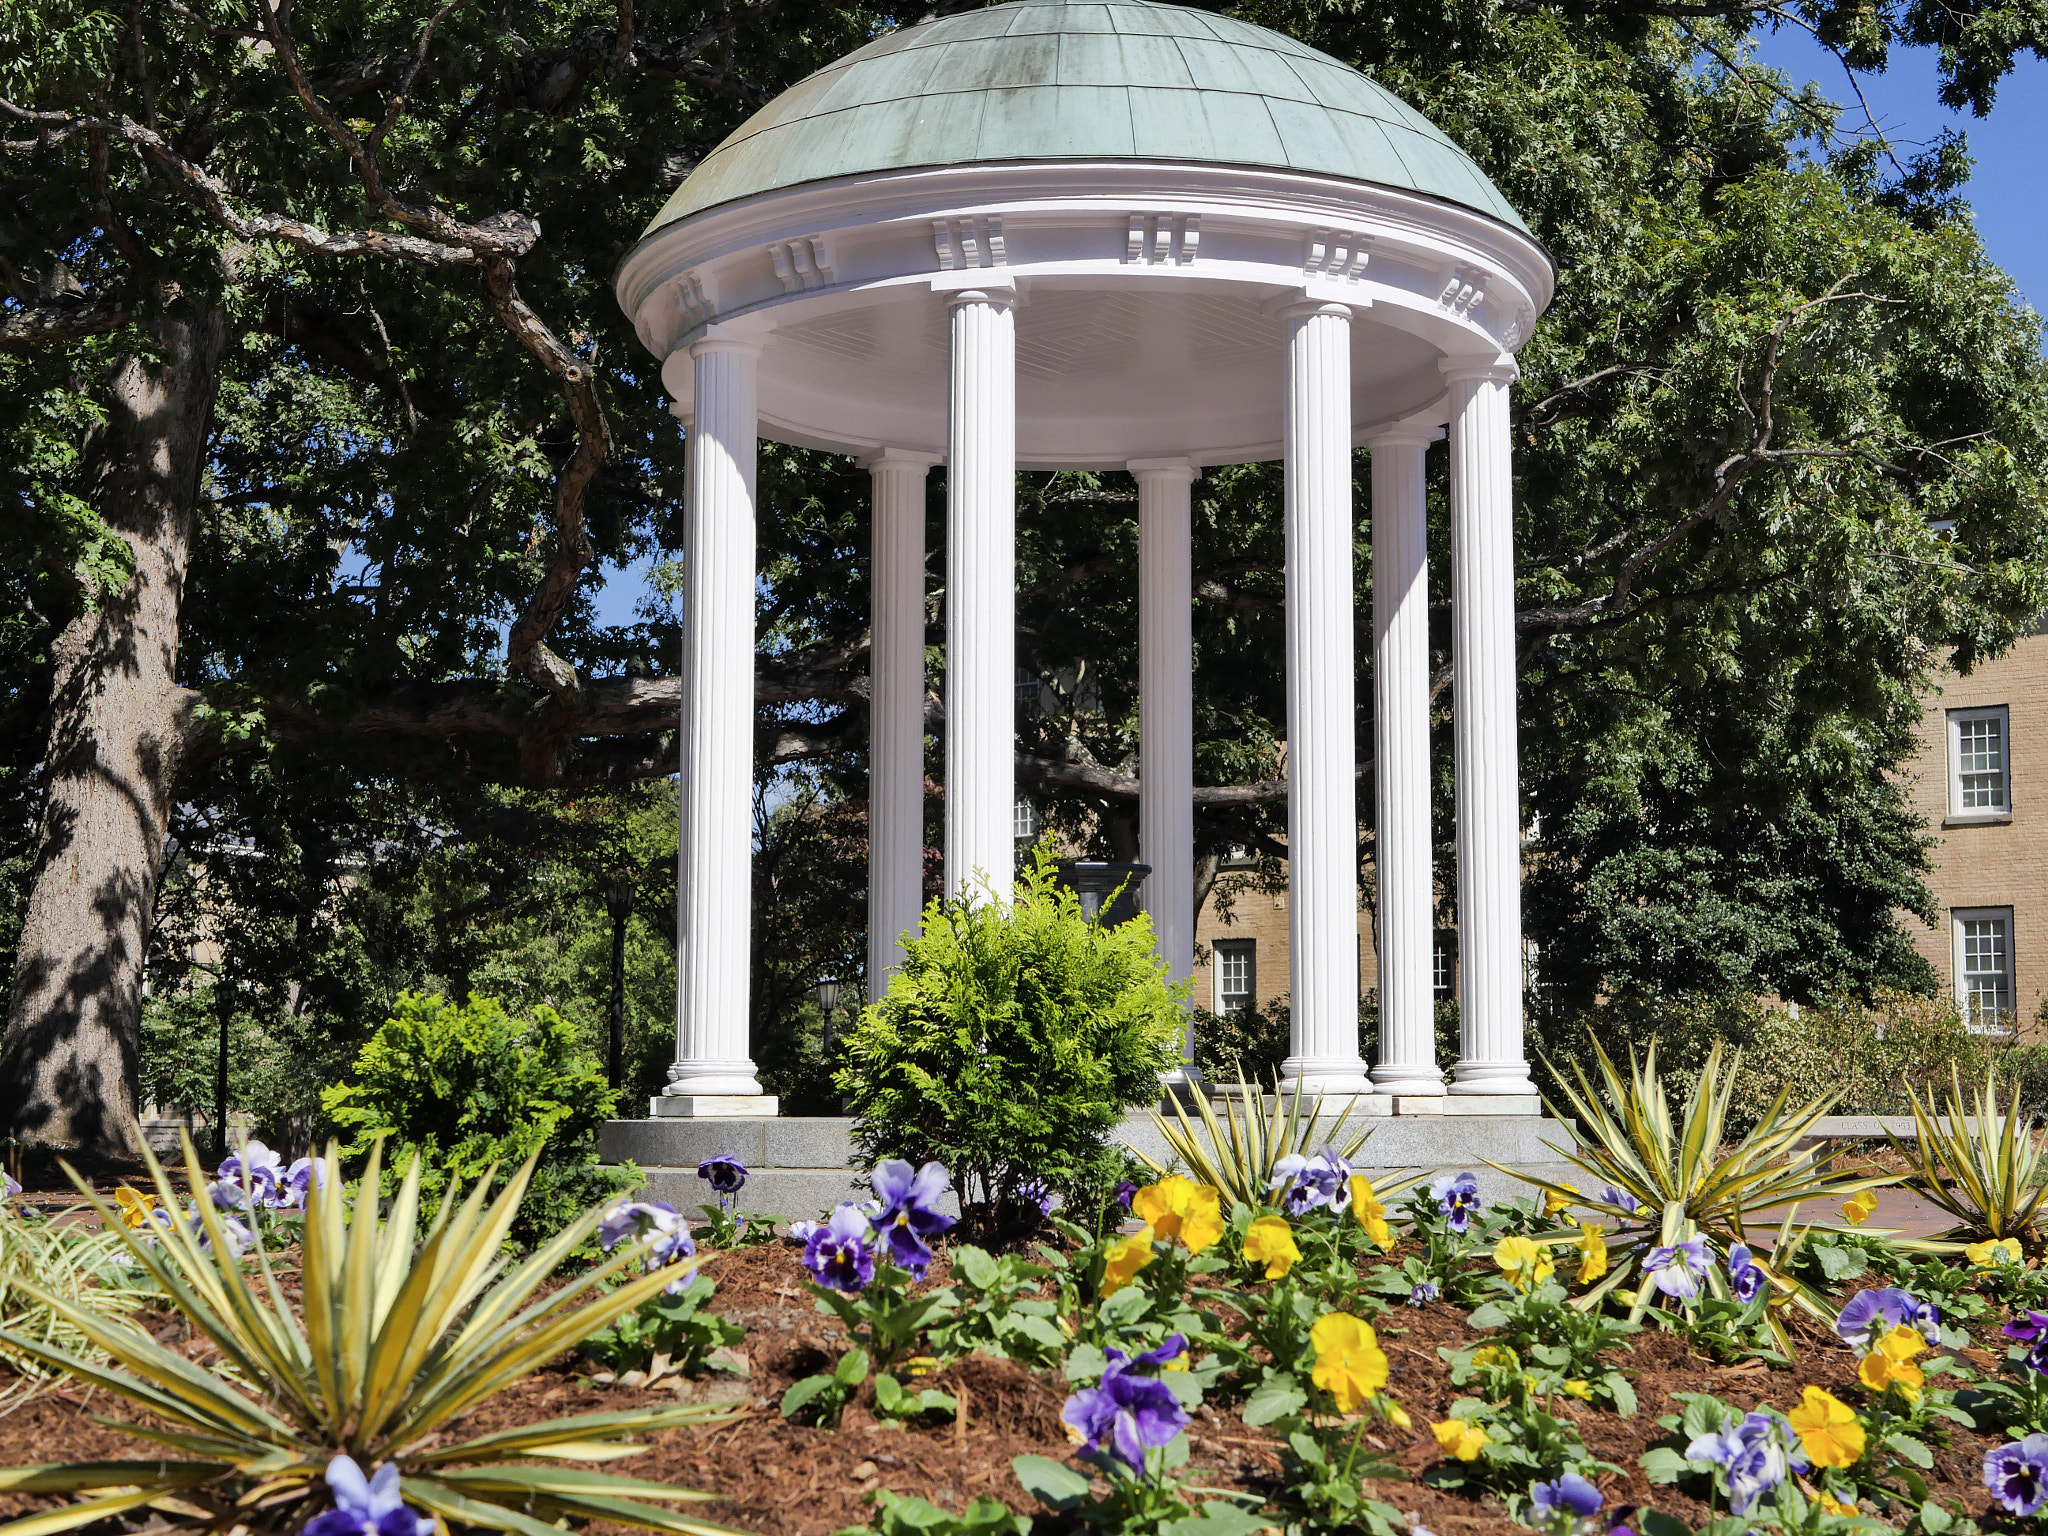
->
xmin=645 ymin=0 xmax=1530 ymax=236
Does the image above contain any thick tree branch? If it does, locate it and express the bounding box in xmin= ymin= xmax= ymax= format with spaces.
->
xmin=0 ymin=297 xmax=130 ymax=349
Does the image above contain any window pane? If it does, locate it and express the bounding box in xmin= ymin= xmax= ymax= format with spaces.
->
xmin=1013 ymin=795 xmax=1036 ymax=841
xmin=1432 ymin=937 xmax=1454 ymax=1002
xmin=1961 ymin=917 xmax=2012 ymax=1029
xmin=1216 ymin=942 xmax=1254 ymax=1015
xmin=1957 ymin=716 xmax=2008 ymax=809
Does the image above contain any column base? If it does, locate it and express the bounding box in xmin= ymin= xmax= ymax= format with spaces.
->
xmin=1450 ymin=1060 xmax=1540 ymax=1097
xmin=650 ymin=1095 xmax=782 ymax=1119
xmin=1369 ymin=1067 xmax=1446 ymax=1096
xmin=1281 ymin=1061 xmax=1376 ymax=1096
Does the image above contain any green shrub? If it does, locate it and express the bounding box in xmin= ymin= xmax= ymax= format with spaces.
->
xmin=321 ymin=991 xmax=633 ymax=1242
xmin=1999 ymin=1039 xmax=2048 ymax=1123
xmin=835 ymin=850 xmax=1184 ymax=1228
xmin=1539 ymin=988 xmax=1987 ymax=1129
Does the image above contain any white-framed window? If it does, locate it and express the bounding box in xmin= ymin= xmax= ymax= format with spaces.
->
xmin=1013 ymin=794 xmax=1037 ymax=843
xmin=1432 ymin=931 xmax=1456 ymax=1003
xmin=1214 ymin=939 xmax=1255 ymax=1016
xmin=1952 ymin=907 xmax=2016 ymax=1033
xmin=1948 ymin=706 xmax=2011 ymax=818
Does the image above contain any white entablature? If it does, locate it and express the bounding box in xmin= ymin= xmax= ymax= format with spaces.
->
xmin=615 ymin=162 xmax=1551 ymax=469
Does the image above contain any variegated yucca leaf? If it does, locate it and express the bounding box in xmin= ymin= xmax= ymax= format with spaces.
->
xmin=1137 ymin=1069 xmax=1421 ymax=1210
xmin=1483 ymin=1039 xmax=1901 ymax=1335
xmin=0 ymin=1134 xmax=740 ymax=1536
xmin=1887 ymin=1062 xmax=2048 ymax=1243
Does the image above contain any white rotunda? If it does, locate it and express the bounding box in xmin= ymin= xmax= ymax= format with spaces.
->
xmin=614 ymin=0 xmax=1555 ymax=1119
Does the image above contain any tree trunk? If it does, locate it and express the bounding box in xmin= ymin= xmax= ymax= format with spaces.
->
xmin=1 ymin=310 xmax=226 ymax=1158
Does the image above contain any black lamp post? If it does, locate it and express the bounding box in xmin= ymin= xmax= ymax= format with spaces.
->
xmin=815 ymin=977 xmax=842 ymax=1055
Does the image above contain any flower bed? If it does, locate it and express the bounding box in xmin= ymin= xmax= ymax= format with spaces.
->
xmin=1 ymin=1137 xmax=2045 ymax=1536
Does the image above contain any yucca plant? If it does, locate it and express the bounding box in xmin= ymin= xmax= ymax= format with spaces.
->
xmin=1486 ymin=1039 xmax=1899 ymax=1325
xmin=0 ymin=1215 xmax=156 ymax=1415
xmin=1885 ymin=1061 xmax=2048 ymax=1245
xmin=1137 ymin=1070 xmax=1417 ymax=1209
xmin=0 ymin=1136 xmax=741 ymax=1536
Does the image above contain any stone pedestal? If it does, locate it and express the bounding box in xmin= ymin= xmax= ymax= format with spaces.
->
xmin=649 ymin=1095 xmax=784 ymax=1119
xmin=601 ymin=1106 xmax=1574 ymax=1221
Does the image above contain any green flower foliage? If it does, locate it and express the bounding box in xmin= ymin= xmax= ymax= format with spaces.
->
xmin=321 ymin=992 xmax=633 ymax=1243
xmin=836 ymin=851 xmax=1184 ymax=1227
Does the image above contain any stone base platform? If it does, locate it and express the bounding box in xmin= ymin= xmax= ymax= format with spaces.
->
xmin=598 ymin=1104 xmax=1579 ymax=1222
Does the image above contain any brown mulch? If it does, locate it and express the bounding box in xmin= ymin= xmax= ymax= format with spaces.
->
xmin=0 ymin=1239 xmax=2017 ymax=1535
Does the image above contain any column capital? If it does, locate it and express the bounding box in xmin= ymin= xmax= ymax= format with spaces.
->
xmin=687 ymin=324 xmax=763 ymax=361
xmin=936 ymin=276 xmax=1018 ymax=306
xmin=1267 ymin=294 xmax=1358 ymax=322
xmin=860 ymin=446 xmax=943 ymax=472
xmin=1128 ymin=456 xmax=1198 ymax=483
xmin=1439 ymin=353 xmax=1519 ymax=387
xmin=1364 ymin=421 xmax=1442 ymax=450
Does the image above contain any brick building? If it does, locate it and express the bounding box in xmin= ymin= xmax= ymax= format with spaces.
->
xmin=1901 ymin=627 xmax=2048 ymax=1036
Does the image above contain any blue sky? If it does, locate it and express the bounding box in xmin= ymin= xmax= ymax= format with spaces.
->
xmin=1749 ymin=30 xmax=2047 ymax=319
xmin=587 ymin=34 xmax=2048 ymax=630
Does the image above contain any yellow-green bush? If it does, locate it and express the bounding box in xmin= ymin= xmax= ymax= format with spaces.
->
xmin=1540 ymin=989 xmax=1986 ymax=1129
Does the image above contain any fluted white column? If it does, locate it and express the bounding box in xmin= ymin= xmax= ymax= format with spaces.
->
xmin=670 ymin=333 xmax=765 ymax=1101
xmin=1133 ymin=457 xmax=1199 ymax=1089
xmin=866 ymin=450 xmax=936 ymax=991
xmin=1445 ymin=359 xmax=1536 ymax=1096
xmin=944 ymin=290 xmax=1017 ymax=905
xmin=1280 ymin=302 xmax=1372 ymax=1095
xmin=1368 ymin=428 xmax=1444 ymax=1097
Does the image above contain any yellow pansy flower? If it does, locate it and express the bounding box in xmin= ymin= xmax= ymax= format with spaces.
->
xmin=114 ymin=1185 xmax=157 ymax=1230
xmin=1102 ymin=1224 xmax=1156 ymax=1294
xmin=1562 ymin=1379 xmax=1593 ymax=1401
xmin=1385 ymin=1399 xmax=1412 ymax=1430
xmin=1471 ymin=1344 xmax=1517 ymax=1370
xmin=1544 ymin=1184 xmax=1579 ymax=1218
xmin=1163 ymin=1354 xmax=1190 ymax=1372
xmin=1244 ymin=1216 xmax=1302 ymax=1280
xmin=1309 ymin=1312 xmax=1389 ymax=1411
xmin=1788 ymin=1385 xmax=1866 ymax=1468
xmin=1575 ymin=1222 xmax=1609 ymax=1285
xmin=1131 ymin=1176 xmax=1225 ymax=1254
xmin=1431 ymin=1418 xmax=1488 ymax=1461
xmin=1349 ymin=1176 xmax=1393 ymax=1248
xmin=1492 ymin=1234 xmax=1554 ymax=1290
xmin=1840 ymin=1189 xmax=1879 ymax=1226
xmin=1816 ymin=1490 xmax=1858 ymax=1517
xmin=1857 ymin=1323 xmax=1927 ymax=1402
xmin=1967 ymin=1236 xmax=2024 ymax=1268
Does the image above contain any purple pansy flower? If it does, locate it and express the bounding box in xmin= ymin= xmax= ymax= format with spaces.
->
xmin=1529 ymin=1471 xmax=1602 ymax=1521
xmin=1016 ymin=1179 xmax=1056 ymax=1217
xmin=2005 ymin=1309 xmax=2048 ymax=1343
xmin=870 ymin=1159 xmax=956 ymax=1275
xmin=786 ymin=1218 xmax=822 ymax=1245
xmin=1985 ymin=1434 xmax=2048 ymax=1516
xmin=597 ymin=1199 xmax=696 ymax=1291
xmin=1599 ymin=1186 xmax=1641 ymax=1215
xmin=1408 ymin=1280 xmax=1440 ymax=1307
xmin=804 ymin=1202 xmax=875 ymax=1292
xmin=1836 ymin=1286 xmax=1940 ymax=1351
xmin=190 ymin=1206 xmax=255 ymax=1257
xmin=1684 ymin=1409 xmax=1806 ymax=1514
xmin=1727 ymin=1243 xmax=1765 ymax=1304
xmin=280 ymin=1157 xmax=321 ymax=1210
xmin=1270 ymin=1147 xmax=1353 ymax=1217
xmin=1115 ymin=1181 xmax=1138 ymax=1212
xmin=1060 ymin=1338 xmax=1191 ymax=1472
xmin=215 ymin=1141 xmax=289 ymax=1210
xmin=697 ymin=1154 xmax=749 ymax=1199
xmin=1642 ymin=1237 xmax=1710 ymax=1301
xmin=2 ymin=1173 xmax=20 ymax=1201
xmin=1430 ymin=1171 xmax=1482 ymax=1234
xmin=302 ymin=1456 xmax=434 ymax=1536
